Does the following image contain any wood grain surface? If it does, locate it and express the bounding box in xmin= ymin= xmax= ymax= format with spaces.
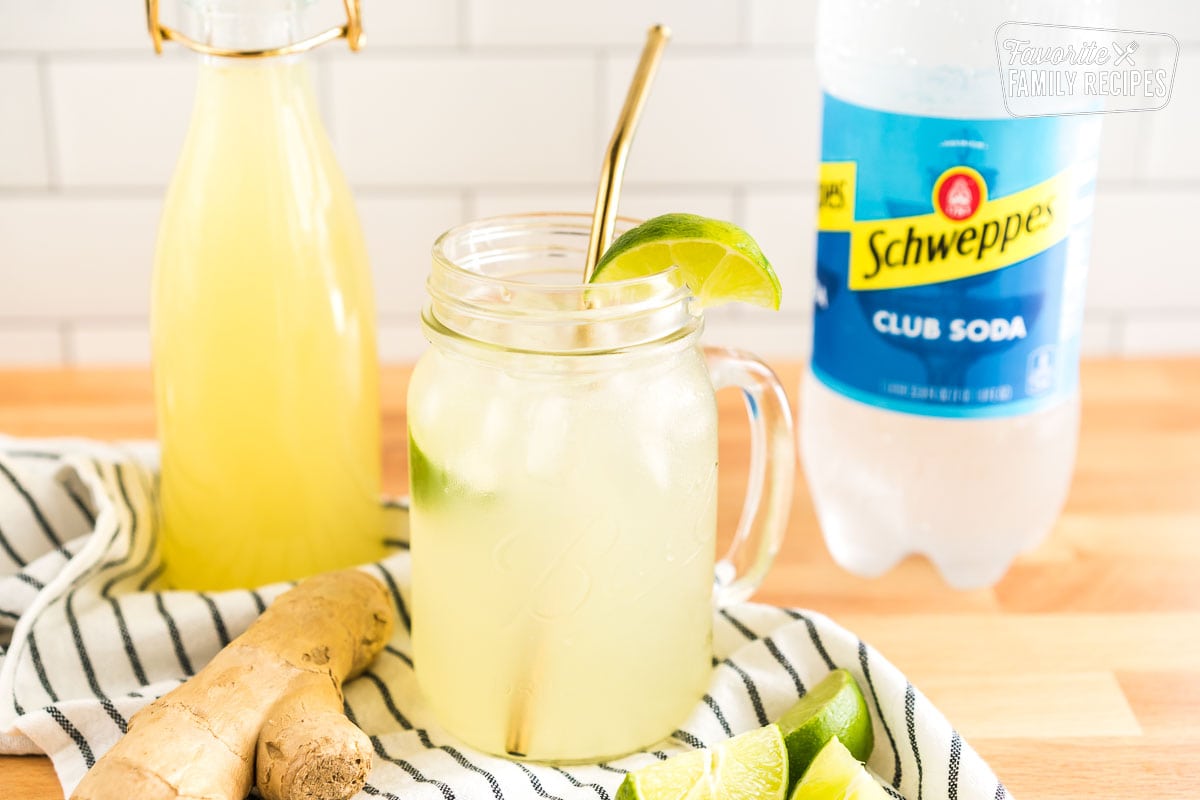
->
xmin=1 ymin=359 xmax=1197 ymax=799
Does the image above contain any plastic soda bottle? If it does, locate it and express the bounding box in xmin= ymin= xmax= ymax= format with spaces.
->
xmin=803 ymin=0 xmax=1104 ymax=588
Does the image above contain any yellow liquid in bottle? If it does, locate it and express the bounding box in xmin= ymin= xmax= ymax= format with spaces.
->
xmin=152 ymin=57 xmax=383 ymax=590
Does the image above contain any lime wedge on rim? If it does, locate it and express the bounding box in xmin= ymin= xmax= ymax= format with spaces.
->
xmin=616 ymin=725 xmax=789 ymax=800
xmin=776 ymin=669 xmax=874 ymax=789
xmin=590 ymin=213 xmax=781 ymax=310
xmin=789 ymin=737 xmax=889 ymax=800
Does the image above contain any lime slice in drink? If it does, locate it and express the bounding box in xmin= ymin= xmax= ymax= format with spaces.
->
xmin=776 ymin=669 xmax=874 ymax=788
xmin=408 ymin=433 xmax=494 ymax=508
xmin=616 ymin=725 xmax=788 ymax=800
xmin=590 ymin=213 xmax=781 ymax=310
xmin=789 ymin=737 xmax=889 ymax=800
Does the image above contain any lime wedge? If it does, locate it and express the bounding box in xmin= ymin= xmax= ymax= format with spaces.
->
xmin=408 ymin=433 xmax=494 ymax=508
xmin=776 ymin=669 xmax=874 ymax=789
xmin=616 ymin=725 xmax=788 ymax=800
xmin=789 ymin=737 xmax=889 ymax=800
xmin=590 ymin=213 xmax=781 ymax=310
xmin=615 ymin=748 xmax=709 ymax=800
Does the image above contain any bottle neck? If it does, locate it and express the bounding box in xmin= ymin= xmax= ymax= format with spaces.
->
xmin=179 ymin=0 xmax=313 ymax=53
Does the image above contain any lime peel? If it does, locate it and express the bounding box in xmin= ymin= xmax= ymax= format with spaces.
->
xmin=591 ymin=213 xmax=782 ymax=310
xmin=616 ymin=725 xmax=788 ymax=800
xmin=776 ymin=669 xmax=874 ymax=790
xmin=789 ymin=737 xmax=889 ymax=800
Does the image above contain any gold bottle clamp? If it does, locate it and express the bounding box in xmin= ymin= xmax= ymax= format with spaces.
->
xmin=145 ymin=0 xmax=363 ymax=57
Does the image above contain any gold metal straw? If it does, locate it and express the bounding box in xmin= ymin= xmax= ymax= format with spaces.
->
xmin=503 ymin=26 xmax=671 ymax=760
xmin=581 ymin=24 xmax=672 ymax=281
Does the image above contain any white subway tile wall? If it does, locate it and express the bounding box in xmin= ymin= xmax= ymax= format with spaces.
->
xmin=0 ymin=0 xmax=1196 ymax=364
xmin=68 ymin=322 xmax=151 ymax=365
xmin=0 ymin=326 xmax=63 ymax=366
xmin=49 ymin=57 xmax=196 ymax=187
xmin=0 ymin=60 xmax=49 ymax=188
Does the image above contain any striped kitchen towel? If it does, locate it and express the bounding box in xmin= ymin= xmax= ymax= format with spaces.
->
xmin=0 ymin=437 xmax=1009 ymax=800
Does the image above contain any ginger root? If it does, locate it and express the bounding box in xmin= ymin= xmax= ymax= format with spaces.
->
xmin=71 ymin=569 xmax=394 ymax=800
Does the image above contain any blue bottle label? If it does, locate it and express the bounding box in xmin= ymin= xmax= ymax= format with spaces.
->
xmin=811 ymin=93 xmax=1095 ymax=418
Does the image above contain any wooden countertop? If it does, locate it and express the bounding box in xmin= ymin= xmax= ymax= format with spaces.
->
xmin=1 ymin=359 xmax=1198 ymax=799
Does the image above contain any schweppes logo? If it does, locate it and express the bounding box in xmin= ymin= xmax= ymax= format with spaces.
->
xmin=818 ymin=161 xmax=1071 ymax=291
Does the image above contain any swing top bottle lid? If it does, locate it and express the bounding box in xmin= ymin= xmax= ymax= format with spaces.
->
xmin=144 ymin=0 xmax=363 ymax=58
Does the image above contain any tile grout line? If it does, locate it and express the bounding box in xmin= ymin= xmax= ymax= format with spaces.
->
xmin=59 ymin=320 xmax=75 ymax=367
xmin=12 ymin=179 xmax=1200 ymax=198
xmin=724 ymin=184 xmax=753 ymax=322
xmin=593 ymin=48 xmax=607 ymax=181
xmin=737 ymin=0 xmax=753 ymax=46
xmin=34 ymin=54 xmax=62 ymax=192
xmin=460 ymin=187 xmax=476 ymax=221
xmin=1110 ymin=313 xmax=1126 ymax=356
xmin=456 ymin=0 xmax=472 ymax=50
xmin=731 ymin=184 xmax=747 ymax=225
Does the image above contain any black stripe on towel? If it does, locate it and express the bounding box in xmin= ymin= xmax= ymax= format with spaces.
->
xmin=513 ymin=760 xmax=567 ymax=800
xmin=362 ymin=668 xmax=506 ymax=800
xmin=788 ymin=610 xmax=836 ymax=671
xmin=362 ymin=663 xmax=506 ymax=800
xmin=948 ymin=731 xmax=962 ymax=800
xmin=199 ymin=592 xmax=232 ymax=647
xmin=65 ymin=590 xmax=127 ymax=732
xmin=702 ymin=693 xmax=734 ymax=737
xmin=88 ymin=464 xmax=151 ymax=686
xmin=383 ymin=538 xmax=410 ymax=551
xmin=137 ymin=563 xmax=165 ymax=592
xmin=764 ymin=636 xmax=807 ymax=698
xmin=343 ymin=703 xmax=455 ymax=800
xmin=672 ymin=729 xmax=706 ymax=749
xmin=46 ymin=706 xmax=94 ymax=768
xmin=859 ymin=640 xmax=901 ymax=789
xmin=360 ymin=783 xmax=404 ymax=800
xmin=439 ymin=745 xmax=505 ymax=800
xmin=718 ymin=607 xmax=758 ymax=641
xmin=99 ymin=466 xmax=155 ymax=596
xmin=109 ymin=598 xmax=149 ymax=685
xmin=384 ymin=644 xmax=414 ymax=669
xmin=549 ymin=766 xmax=610 ymax=800
xmin=595 ymin=763 xmax=628 ymax=775
xmin=16 ymin=573 xmax=45 ymax=590
xmin=249 ymin=589 xmax=268 ymax=615
xmin=5 ymin=450 xmax=61 ymax=460
xmin=373 ymin=563 xmax=412 ymax=633
xmin=0 ymin=524 xmax=28 ymax=568
xmin=359 ymin=671 xmax=414 ymax=729
xmin=61 ymin=479 xmax=96 ymax=527
xmin=154 ymin=593 xmax=194 ymax=676
xmin=905 ymin=683 xmax=923 ymax=800
xmin=720 ymin=658 xmax=768 ymax=726
xmin=26 ymin=630 xmax=58 ymax=702
xmin=995 ymin=781 xmax=1007 ymax=799
xmin=0 ymin=461 xmax=66 ymax=552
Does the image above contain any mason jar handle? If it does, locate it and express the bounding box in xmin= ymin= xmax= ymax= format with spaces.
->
xmin=705 ymin=346 xmax=795 ymax=607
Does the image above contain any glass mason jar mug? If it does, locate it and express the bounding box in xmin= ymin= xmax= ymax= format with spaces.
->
xmin=408 ymin=214 xmax=795 ymax=762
